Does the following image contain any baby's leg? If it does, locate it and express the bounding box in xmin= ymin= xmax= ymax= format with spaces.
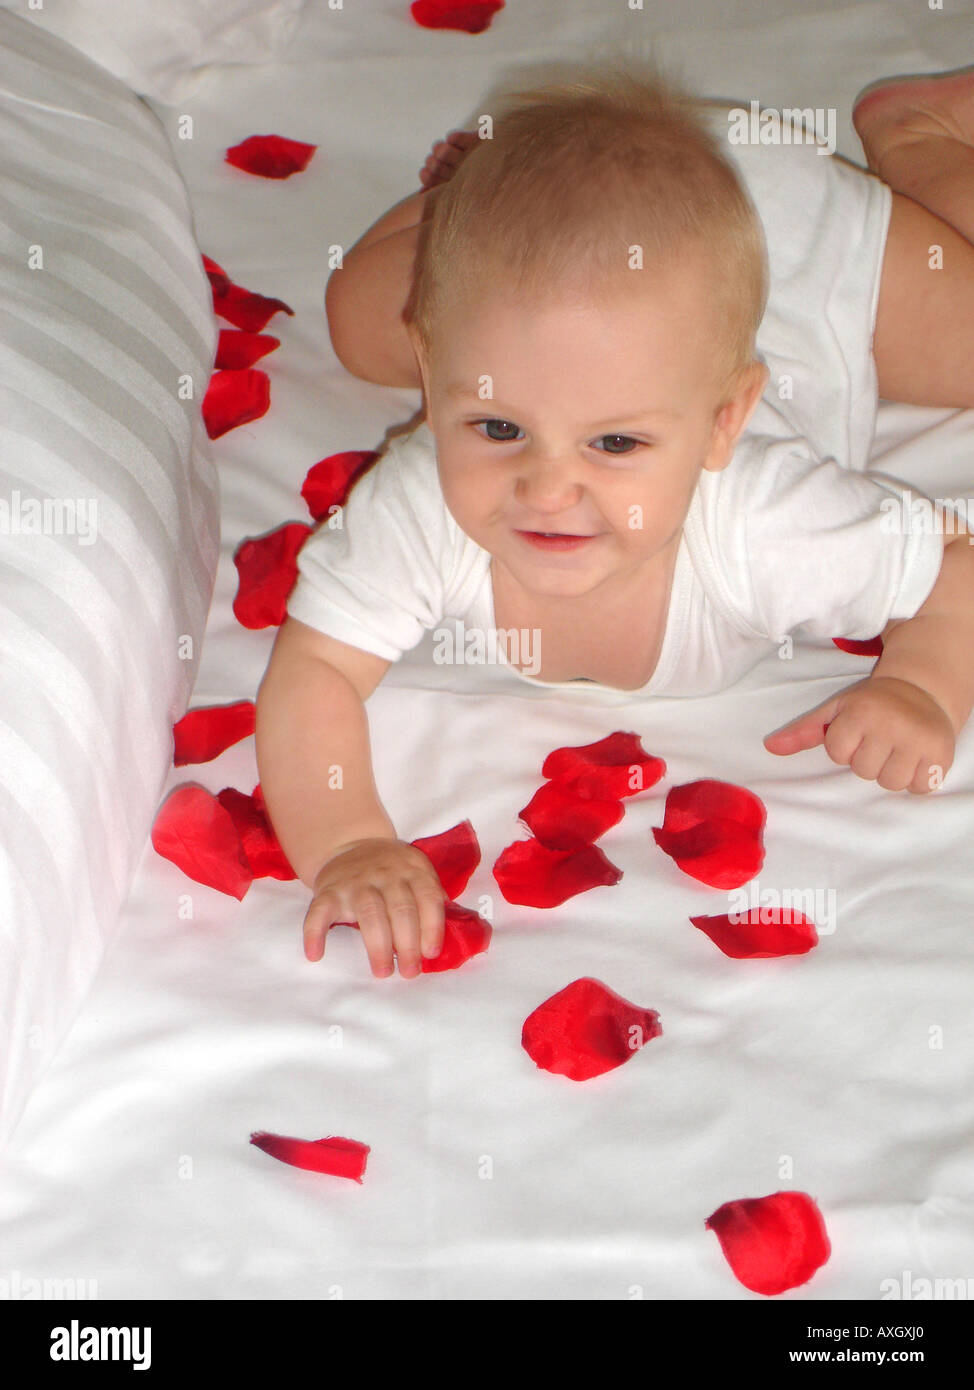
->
xmin=856 ymin=68 xmax=974 ymax=407
xmin=854 ymin=68 xmax=974 ymax=241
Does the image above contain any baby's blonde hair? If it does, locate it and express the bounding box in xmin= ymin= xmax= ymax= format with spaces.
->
xmin=406 ymin=57 xmax=769 ymax=403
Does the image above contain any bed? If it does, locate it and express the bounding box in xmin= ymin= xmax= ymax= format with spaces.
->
xmin=1 ymin=0 xmax=972 ymax=1302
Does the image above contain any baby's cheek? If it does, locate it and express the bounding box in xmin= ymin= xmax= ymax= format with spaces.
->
xmin=615 ymin=505 xmax=675 ymax=550
xmin=618 ymin=470 xmax=689 ymax=539
xmin=444 ymin=474 xmax=503 ymax=532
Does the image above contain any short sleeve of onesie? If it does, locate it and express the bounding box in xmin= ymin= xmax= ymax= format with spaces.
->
xmin=286 ymin=426 xmax=456 ymax=661
xmin=687 ymin=433 xmax=945 ymax=644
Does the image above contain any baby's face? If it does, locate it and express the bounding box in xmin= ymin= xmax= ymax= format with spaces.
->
xmin=411 ymin=262 xmax=760 ymax=603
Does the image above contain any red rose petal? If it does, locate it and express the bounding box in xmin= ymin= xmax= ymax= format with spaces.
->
xmin=689 ymin=907 xmax=818 ymax=958
xmin=217 ymin=787 xmax=296 ymax=881
xmin=541 ymin=731 xmax=665 ymax=800
xmin=705 ymin=1191 xmax=831 ymax=1295
xmin=226 ymin=134 xmax=317 ymax=179
xmin=215 ymin=329 xmax=280 ymax=370
xmin=410 ymin=819 xmax=481 ymax=899
xmin=521 ymin=977 xmax=662 ymax=1082
xmin=832 ymin=636 xmax=884 ymax=657
xmin=232 ymin=521 xmax=312 ymax=629
xmin=653 ymin=818 xmax=765 ymax=890
xmin=421 ymin=901 xmax=492 ymax=972
xmin=202 ymin=253 xmax=231 ymax=294
xmin=652 ymin=780 xmax=766 ymax=889
xmin=410 ymin=0 xmax=504 ymax=33
xmin=493 ymin=837 xmax=622 ymax=907
xmin=202 ymin=368 xmax=271 ymax=439
xmin=658 ymin=779 xmax=766 ymax=835
xmin=151 ymin=784 xmax=253 ymax=899
xmin=301 ymin=450 xmax=378 ymax=521
xmin=250 ymin=1132 xmax=369 ymax=1182
xmin=212 ymin=281 xmax=294 ymax=333
xmin=173 ymin=700 xmax=256 ymax=766
xmin=518 ymin=780 xmax=624 ymax=850
xmin=249 ymin=782 xmax=299 ymax=880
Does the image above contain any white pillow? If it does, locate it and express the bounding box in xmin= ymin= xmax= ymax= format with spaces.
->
xmin=0 ymin=0 xmax=306 ymax=103
xmin=0 ymin=8 xmax=220 ymax=1142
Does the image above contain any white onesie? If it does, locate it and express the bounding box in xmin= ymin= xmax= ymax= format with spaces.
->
xmin=288 ymin=110 xmax=935 ymax=696
xmin=695 ymin=100 xmax=893 ymax=476
xmin=286 ymin=420 xmax=943 ymax=698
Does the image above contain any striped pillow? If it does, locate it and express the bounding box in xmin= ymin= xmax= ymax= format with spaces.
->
xmin=0 ymin=10 xmax=219 ymax=1142
xmin=0 ymin=0 xmax=307 ymax=105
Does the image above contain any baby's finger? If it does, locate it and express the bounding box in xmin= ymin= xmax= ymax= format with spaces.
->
xmin=303 ymin=891 xmax=339 ymax=962
xmin=355 ymin=887 xmax=396 ymax=979
xmin=849 ymin=736 xmax=893 ymax=783
xmin=419 ymin=149 xmax=446 ymax=180
xmin=419 ymin=155 xmax=452 ymax=188
xmin=823 ymin=717 xmax=865 ymax=767
xmin=425 ymin=145 xmax=463 ymax=180
xmin=446 ymin=129 xmax=478 ymax=148
xmin=416 ymin=881 xmax=447 ymax=960
xmin=877 ymin=747 xmax=923 ymax=792
xmin=385 ymin=887 xmax=423 ymax=979
xmin=910 ymin=755 xmax=950 ymax=795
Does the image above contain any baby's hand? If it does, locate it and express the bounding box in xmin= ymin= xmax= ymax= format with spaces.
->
xmin=304 ymin=838 xmax=447 ymax=978
xmin=763 ymin=675 xmax=955 ymax=793
xmin=418 ymin=128 xmax=478 ymax=188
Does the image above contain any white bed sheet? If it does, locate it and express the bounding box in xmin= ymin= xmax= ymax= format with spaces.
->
xmin=2 ymin=0 xmax=973 ymax=1300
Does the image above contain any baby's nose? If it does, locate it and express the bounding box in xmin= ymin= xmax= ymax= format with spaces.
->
xmin=516 ymin=452 xmax=584 ymax=499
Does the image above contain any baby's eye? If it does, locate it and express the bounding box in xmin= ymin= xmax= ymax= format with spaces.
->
xmin=476 ymin=419 xmax=523 ymax=442
xmin=593 ymin=434 xmax=641 ymax=455
xmin=472 ymin=421 xmax=646 ymax=453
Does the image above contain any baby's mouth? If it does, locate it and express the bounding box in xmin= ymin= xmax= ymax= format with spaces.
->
xmin=513 ymin=522 xmax=599 ymax=538
xmin=514 ymin=529 xmax=600 ymax=551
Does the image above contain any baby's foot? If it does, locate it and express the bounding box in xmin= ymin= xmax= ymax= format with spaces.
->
xmin=418 ymin=129 xmax=479 ymax=189
xmin=852 ymin=65 xmax=974 ymax=177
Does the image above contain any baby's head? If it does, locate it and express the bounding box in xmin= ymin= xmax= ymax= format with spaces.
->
xmin=405 ymin=60 xmax=770 ymax=600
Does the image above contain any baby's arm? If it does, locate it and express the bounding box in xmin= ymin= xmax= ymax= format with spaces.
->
xmin=874 ymin=527 xmax=974 ymax=733
xmin=255 ymin=617 xmax=446 ymax=975
xmin=325 ymin=189 xmax=431 ymax=388
xmin=764 ymin=527 xmax=974 ymax=792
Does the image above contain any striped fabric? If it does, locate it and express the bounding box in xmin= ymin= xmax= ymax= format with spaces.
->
xmin=0 ymin=9 xmax=219 ymax=1142
xmin=0 ymin=0 xmax=308 ymax=105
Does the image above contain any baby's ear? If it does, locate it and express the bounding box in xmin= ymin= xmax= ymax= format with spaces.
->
xmin=702 ymin=360 xmax=769 ymax=471
xmin=405 ymin=321 xmax=429 ymax=380
xmin=404 ymin=325 xmax=433 ymax=423
xmin=735 ymin=359 xmax=770 ymax=428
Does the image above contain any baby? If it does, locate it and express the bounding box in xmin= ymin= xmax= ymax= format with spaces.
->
xmin=255 ymin=63 xmax=974 ymax=981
